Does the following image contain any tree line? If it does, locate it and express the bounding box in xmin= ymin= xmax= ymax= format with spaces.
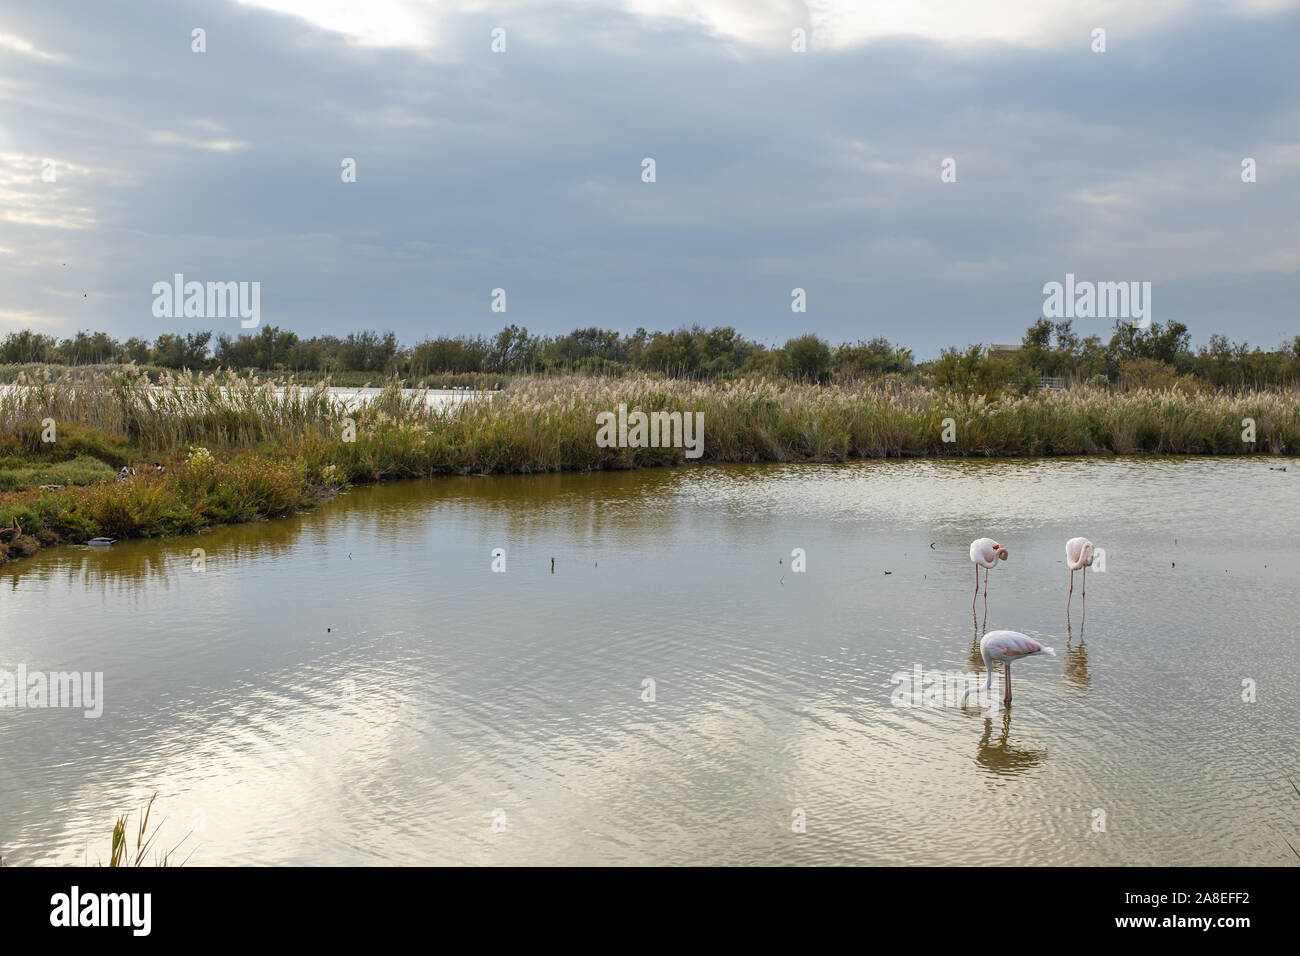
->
xmin=0 ymin=325 xmax=915 ymax=381
xmin=2 ymin=320 xmax=1298 ymax=388
xmin=933 ymin=319 xmax=1300 ymax=393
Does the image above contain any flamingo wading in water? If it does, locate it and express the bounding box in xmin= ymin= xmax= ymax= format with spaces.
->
xmin=969 ymin=538 xmax=1008 ymax=615
xmin=961 ymin=630 xmax=1055 ymax=706
xmin=1065 ymin=537 xmax=1094 ymax=613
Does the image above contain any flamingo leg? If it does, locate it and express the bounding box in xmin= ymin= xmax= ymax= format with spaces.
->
xmin=983 ymin=567 xmax=989 ymax=617
xmin=1004 ymin=661 xmax=1012 ymax=703
xmin=1082 ymin=565 xmax=1086 ymax=602
xmin=973 ymin=564 xmax=979 ymax=609
xmin=1068 ymin=568 xmax=1074 ymax=614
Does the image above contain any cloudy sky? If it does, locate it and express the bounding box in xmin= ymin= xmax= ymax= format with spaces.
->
xmin=1 ymin=0 xmax=1297 ymax=357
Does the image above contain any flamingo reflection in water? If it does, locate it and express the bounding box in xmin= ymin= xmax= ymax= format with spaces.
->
xmin=976 ymin=710 xmax=1048 ymax=776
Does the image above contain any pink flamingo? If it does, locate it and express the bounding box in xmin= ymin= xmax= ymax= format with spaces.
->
xmin=961 ymin=630 xmax=1055 ymax=706
xmin=1066 ymin=537 xmax=1094 ymax=613
xmin=969 ymin=537 xmax=1008 ymax=614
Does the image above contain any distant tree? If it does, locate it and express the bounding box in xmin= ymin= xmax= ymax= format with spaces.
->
xmin=487 ymin=325 xmax=537 ymax=373
xmin=337 ymin=330 xmax=400 ymax=373
xmin=153 ymin=331 xmax=211 ymax=369
xmin=58 ymin=330 xmax=119 ymax=365
xmin=833 ymin=337 xmax=914 ymax=379
xmin=0 ymin=329 xmax=58 ymax=363
xmin=410 ymin=336 xmax=488 ymax=375
xmin=642 ymin=328 xmax=702 ymax=378
xmin=782 ymin=334 xmax=832 ymax=382
xmin=121 ymin=336 xmax=153 ymax=365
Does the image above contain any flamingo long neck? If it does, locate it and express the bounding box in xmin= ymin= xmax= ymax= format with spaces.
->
xmin=960 ymin=651 xmax=995 ymax=707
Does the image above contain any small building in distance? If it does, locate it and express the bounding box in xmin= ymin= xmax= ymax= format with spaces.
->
xmin=982 ymin=344 xmax=1020 ymax=359
xmin=979 ymin=344 xmax=1064 ymax=389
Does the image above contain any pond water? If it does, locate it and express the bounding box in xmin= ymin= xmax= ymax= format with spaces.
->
xmin=1 ymin=457 xmax=1296 ymax=865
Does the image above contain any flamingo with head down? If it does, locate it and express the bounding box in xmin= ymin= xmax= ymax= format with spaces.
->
xmin=969 ymin=537 xmax=1008 ymax=615
xmin=1065 ymin=536 xmax=1094 ymax=613
xmin=961 ymin=630 xmax=1055 ymax=706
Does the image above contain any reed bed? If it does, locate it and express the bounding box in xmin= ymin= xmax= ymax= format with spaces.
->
xmin=450 ymin=376 xmax=1298 ymax=466
xmin=5 ymin=370 xmax=1296 ymax=464
xmin=1 ymin=370 xmax=1295 ymax=564
xmin=102 ymin=792 xmax=189 ymax=867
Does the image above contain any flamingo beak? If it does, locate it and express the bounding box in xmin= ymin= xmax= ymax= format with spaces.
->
xmin=997 ymin=548 xmax=1008 ymax=561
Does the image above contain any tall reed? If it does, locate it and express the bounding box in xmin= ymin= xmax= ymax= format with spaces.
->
xmin=3 ymin=371 xmax=1296 ymax=470
xmin=2 ymin=371 xmax=1295 ymax=564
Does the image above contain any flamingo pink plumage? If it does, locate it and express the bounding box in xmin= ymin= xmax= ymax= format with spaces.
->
xmin=962 ymin=630 xmax=1055 ymax=706
xmin=1066 ymin=536 xmax=1094 ymax=613
xmin=969 ymin=537 xmax=1008 ymax=614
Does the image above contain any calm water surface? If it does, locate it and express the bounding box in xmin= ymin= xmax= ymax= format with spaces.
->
xmin=1 ymin=457 xmax=1297 ymax=865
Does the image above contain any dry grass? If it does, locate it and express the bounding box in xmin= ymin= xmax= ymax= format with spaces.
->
xmin=1 ymin=370 xmax=1295 ymax=565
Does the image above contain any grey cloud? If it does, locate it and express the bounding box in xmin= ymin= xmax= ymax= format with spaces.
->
xmin=0 ymin=0 xmax=1296 ymax=355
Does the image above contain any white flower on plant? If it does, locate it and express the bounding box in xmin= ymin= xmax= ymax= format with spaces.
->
xmin=186 ymin=445 xmax=214 ymax=467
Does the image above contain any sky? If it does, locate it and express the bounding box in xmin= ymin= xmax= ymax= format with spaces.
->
xmin=0 ymin=0 xmax=1297 ymax=359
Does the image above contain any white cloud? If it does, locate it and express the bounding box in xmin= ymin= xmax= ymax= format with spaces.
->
xmin=0 ymin=307 xmax=68 ymax=329
xmin=233 ymin=0 xmax=431 ymax=46
xmin=149 ymin=131 xmax=248 ymax=153
xmin=0 ymin=154 xmax=98 ymax=229
xmin=233 ymin=0 xmax=1300 ymax=50
xmin=0 ymin=32 xmax=64 ymax=61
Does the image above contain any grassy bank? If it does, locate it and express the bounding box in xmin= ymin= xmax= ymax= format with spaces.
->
xmin=1 ymin=370 xmax=1295 ymax=566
